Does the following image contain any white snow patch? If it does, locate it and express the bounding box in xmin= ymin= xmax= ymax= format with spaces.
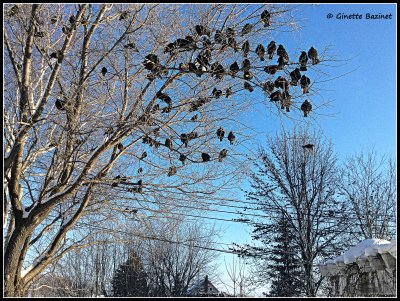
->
xmin=21 ymin=265 xmax=33 ymax=278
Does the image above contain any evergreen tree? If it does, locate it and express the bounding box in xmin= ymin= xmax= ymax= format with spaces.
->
xmin=265 ymin=213 xmax=304 ymax=297
xmin=112 ymin=251 xmax=149 ymax=297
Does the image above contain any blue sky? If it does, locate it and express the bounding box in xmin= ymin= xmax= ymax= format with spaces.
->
xmin=214 ymin=4 xmax=396 ymax=294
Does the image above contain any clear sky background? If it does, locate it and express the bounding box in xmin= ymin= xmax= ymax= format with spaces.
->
xmin=213 ymin=4 xmax=396 ymax=296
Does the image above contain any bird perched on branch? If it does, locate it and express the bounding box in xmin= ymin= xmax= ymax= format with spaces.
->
xmin=300 ymin=75 xmax=311 ymax=94
xmin=168 ymin=166 xmax=177 ymax=176
xmin=241 ymin=23 xmax=253 ymax=36
xmin=277 ymin=44 xmax=287 ymax=57
xmin=228 ymin=37 xmax=238 ymax=52
xmin=217 ymin=127 xmax=225 ymax=141
xmin=255 ymin=44 xmax=265 ymax=61
xmin=201 ymin=152 xmax=211 ymax=162
xmin=264 ymin=65 xmax=278 ymax=75
xmin=308 ymin=46 xmax=320 ymax=65
xmin=274 ymin=76 xmax=287 ymax=89
xmin=101 ymin=67 xmax=107 ymax=77
xmin=289 ymin=68 xmax=301 ymax=86
xmin=143 ymin=54 xmax=159 ymax=71
xmin=140 ymin=151 xmax=147 ymax=160
xmin=267 ymin=41 xmax=276 ymax=60
xmin=269 ymin=90 xmax=282 ymax=102
xmin=242 ymin=59 xmax=251 ymax=71
xmin=299 ymin=51 xmax=308 ymax=71
xmin=119 ymin=11 xmax=129 ymax=20
xmin=214 ymin=29 xmax=223 ymax=43
xmin=244 ymin=70 xmax=253 ymax=81
xmin=179 ymin=154 xmax=187 ymax=165
xmin=117 ymin=143 xmax=124 ymax=151
xmin=191 ymin=114 xmax=198 ymax=122
xmin=300 ymin=99 xmax=312 ymax=117
xmin=225 ymin=87 xmax=233 ymax=98
xmin=228 ymin=131 xmax=236 ymax=145
xmin=302 ymin=143 xmax=314 ymax=154
xmin=229 ymin=62 xmax=240 ymax=75
xmin=242 ymin=40 xmax=250 ymax=57
xmin=281 ymin=91 xmax=292 ymax=112
xmin=212 ymin=88 xmax=223 ymax=99
xmin=165 ymin=138 xmax=172 ymax=150
xmin=244 ymin=82 xmax=254 ymax=92
xmin=261 ymin=10 xmax=271 ymax=27
xmin=263 ymin=81 xmax=275 ymax=93
xmin=218 ymin=149 xmax=228 ymax=162
xmin=277 ymin=53 xmax=289 ymax=69
xmin=124 ymin=42 xmax=139 ymax=52
xmin=55 ymin=98 xmax=69 ymax=112
xmin=180 ymin=133 xmax=189 ymax=147
xmin=195 ymin=25 xmax=210 ymax=37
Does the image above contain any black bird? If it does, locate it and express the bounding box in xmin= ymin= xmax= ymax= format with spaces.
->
xmin=179 ymin=154 xmax=187 ymax=165
xmin=301 ymin=99 xmax=312 ymax=117
xmin=217 ymin=127 xmax=225 ymax=141
xmin=241 ymin=23 xmax=253 ymax=36
xmin=218 ymin=149 xmax=228 ymax=162
xmin=277 ymin=44 xmax=287 ymax=57
xmin=195 ymin=25 xmax=210 ymax=36
xmin=289 ymin=68 xmax=301 ymax=86
xmin=225 ymin=87 xmax=233 ymax=98
xmin=151 ymin=104 xmax=160 ymax=113
xmin=277 ymin=52 xmax=289 ymax=69
xmin=242 ymin=40 xmax=250 ymax=57
xmin=62 ymin=26 xmax=71 ymax=35
xmin=188 ymin=63 xmax=197 ymax=73
xmin=267 ymin=41 xmax=276 ymax=60
xmin=165 ymin=138 xmax=172 ymax=150
xmin=255 ymin=44 xmax=265 ymax=61
xmin=138 ymin=167 xmax=143 ymax=173
xmin=274 ymin=76 xmax=287 ymax=89
xmin=214 ymin=30 xmax=223 ymax=43
xmin=229 ymin=62 xmax=240 ymax=75
xmin=117 ymin=143 xmax=124 ymax=151
xmin=243 ymin=70 xmax=253 ymax=81
xmin=180 ymin=133 xmax=189 ymax=147
xmin=302 ymin=143 xmax=314 ymax=154
xmin=143 ymin=54 xmax=159 ymax=71
xmin=140 ymin=151 xmax=147 ymax=159
xmin=124 ymin=43 xmax=139 ymax=52
xmin=201 ymin=152 xmax=211 ymax=162
xmin=226 ymin=27 xmax=235 ymax=38
xmin=244 ymin=82 xmax=254 ymax=92
xmin=69 ymin=15 xmax=76 ymax=25
xmin=308 ymin=46 xmax=320 ymax=65
xmin=300 ymin=75 xmax=311 ymax=94
xmin=242 ymin=59 xmax=251 ymax=71
xmin=269 ymin=90 xmax=282 ymax=102
xmin=101 ymin=67 xmax=107 ymax=76
xmin=191 ymin=114 xmax=198 ymax=122
xmin=119 ymin=11 xmax=129 ymax=20
xmin=264 ymin=65 xmax=278 ymax=75
xmin=263 ymin=81 xmax=275 ymax=93
xmin=55 ymin=99 xmax=66 ymax=110
xmin=196 ymin=52 xmax=210 ymax=68
xmin=299 ymin=51 xmax=308 ymax=71
xmin=281 ymin=91 xmax=292 ymax=112
xmin=228 ymin=131 xmax=235 ymax=145
xmin=51 ymin=16 xmax=58 ymax=24
xmin=168 ymin=166 xmax=177 ymax=176
xmin=210 ymin=62 xmax=225 ymax=79
xmin=34 ymin=31 xmax=44 ymax=38
xmin=212 ymin=88 xmax=223 ymax=99
xmin=188 ymin=132 xmax=198 ymax=141
xmin=261 ymin=10 xmax=271 ymax=27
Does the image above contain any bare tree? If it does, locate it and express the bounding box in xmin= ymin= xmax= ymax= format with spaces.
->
xmin=245 ymin=126 xmax=350 ymax=296
xmin=4 ymin=4 xmax=329 ymax=296
xmin=340 ymin=150 xmax=396 ymax=240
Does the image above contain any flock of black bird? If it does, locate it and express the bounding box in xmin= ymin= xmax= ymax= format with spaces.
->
xmin=47 ymin=8 xmax=322 ymax=189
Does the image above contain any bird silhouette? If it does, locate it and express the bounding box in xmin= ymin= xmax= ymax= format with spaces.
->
xmin=300 ymin=75 xmax=311 ymax=93
xmin=55 ymin=99 xmax=66 ymax=111
xmin=274 ymin=76 xmax=287 ymax=89
xmin=241 ymin=23 xmax=253 ymax=36
xmin=308 ymin=46 xmax=320 ymax=65
xmin=140 ymin=151 xmax=147 ymax=159
xmin=168 ymin=166 xmax=177 ymax=176
xmin=101 ymin=67 xmax=107 ymax=77
xmin=214 ymin=30 xmax=223 ymax=43
xmin=180 ymin=133 xmax=189 ymax=147
xmin=165 ymin=138 xmax=172 ymax=150
xmin=277 ymin=53 xmax=289 ymax=69
xmin=289 ymin=68 xmax=301 ymax=86
xmin=242 ymin=59 xmax=251 ymax=71
xmin=228 ymin=131 xmax=235 ymax=145
xmin=281 ymin=91 xmax=292 ymax=112
xmin=228 ymin=37 xmax=238 ymax=52
xmin=138 ymin=167 xmax=143 ymax=173
xmin=300 ymin=99 xmax=312 ymax=117
xmin=51 ymin=16 xmax=57 ymax=24
xmin=230 ymin=62 xmax=240 ymax=75
xmin=195 ymin=25 xmax=210 ymax=37
xmin=261 ymin=10 xmax=271 ymax=27
xmin=179 ymin=154 xmax=187 ymax=165
xmin=191 ymin=114 xmax=198 ymax=122
xmin=34 ymin=31 xmax=44 ymax=38
xmin=299 ymin=51 xmax=308 ymax=71
xmin=62 ymin=26 xmax=71 ymax=35
xmin=218 ymin=149 xmax=228 ymax=162
xmin=225 ymin=87 xmax=233 ymax=98
xmin=264 ymin=65 xmax=278 ymax=75
xmin=269 ymin=90 xmax=282 ymax=102
xmin=242 ymin=40 xmax=250 ymax=57
xmin=201 ymin=152 xmax=211 ymax=162
xmin=124 ymin=43 xmax=139 ymax=52
xmin=69 ymin=15 xmax=76 ymax=25
xmin=143 ymin=54 xmax=159 ymax=71
xmin=244 ymin=70 xmax=253 ymax=81
xmin=212 ymin=88 xmax=223 ymax=99
xmin=119 ymin=11 xmax=129 ymax=20
xmin=255 ymin=44 xmax=265 ymax=61
xmin=302 ymin=143 xmax=314 ymax=154
xmin=217 ymin=127 xmax=225 ymax=141
xmin=211 ymin=62 xmax=225 ymax=79
xmin=267 ymin=41 xmax=276 ymax=59
xmin=277 ymin=44 xmax=287 ymax=57
xmin=226 ymin=27 xmax=235 ymax=38
xmin=263 ymin=81 xmax=275 ymax=93
xmin=117 ymin=143 xmax=124 ymax=151
xmin=244 ymin=82 xmax=254 ymax=92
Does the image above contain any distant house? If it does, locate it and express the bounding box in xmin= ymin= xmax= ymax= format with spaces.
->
xmin=319 ymin=239 xmax=396 ymax=297
xmin=186 ymin=275 xmax=226 ymax=297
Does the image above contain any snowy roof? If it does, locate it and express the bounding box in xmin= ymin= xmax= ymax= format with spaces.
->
xmin=319 ymin=239 xmax=397 ymax=276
